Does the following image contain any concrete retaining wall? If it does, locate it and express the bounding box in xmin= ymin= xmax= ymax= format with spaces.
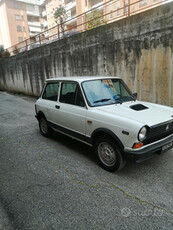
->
xmin=0 ymin=2 xmax=173 ymax=106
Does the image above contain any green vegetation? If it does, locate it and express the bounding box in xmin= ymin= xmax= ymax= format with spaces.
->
xmin=86 ymin=9 xmax=107 ymax=30
xmin=13 ymin=46 xmax=20 ymax=55
xmin=54 ymin=6 xmax=66 ymax=36
xmin=0 ymin=45 xmax=10 ymax=58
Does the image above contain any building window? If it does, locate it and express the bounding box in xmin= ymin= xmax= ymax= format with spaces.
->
xmin=18 ymin=37 xmax=23 ymax=42
xmin=139 ymin=0 xmax=147 ymax=7
xmin=117 ymin=7 xmax=120 ymax=16
xmin=23 ymin=27 xmax=26 ymax=32
xmin=17 ymin=25 xmax=22 ymax=31
xmin=15 ymin=15 xmax=20 ymax=20
xmin=21 ymin=15 xmax=24 ymax=20
xmin=14 ymin=2 xmax=18 ymax=8
xmin=125 ymin=4 xmax=128 ymax=13
xmin=110 ymin=2 xmax=114 ymax=19
xmin=117 ymin=0 xmax=120 ymax=16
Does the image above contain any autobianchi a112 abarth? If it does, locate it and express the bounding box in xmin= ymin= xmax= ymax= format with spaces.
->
xmin=35 ymin=76 xmax=173 ymax=172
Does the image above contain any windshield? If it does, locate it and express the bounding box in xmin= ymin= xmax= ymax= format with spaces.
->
xmin=82 ymin=78 xmax=135 ymax=107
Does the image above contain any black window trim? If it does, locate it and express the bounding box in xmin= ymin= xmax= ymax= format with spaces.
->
xmin=42 ymin=82 xmax=60 ymax=102
xmin=59 ymin=81 xmax=87 ymax=108
xmin=41 ymin=80 xmax=87 ymax=107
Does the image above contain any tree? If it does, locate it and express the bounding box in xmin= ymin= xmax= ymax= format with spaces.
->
xmin=54 ymin=6 xmax=66 ymax=38
xmin=0 ymin=45 xmax=5 ymax=58
xmin=13 ymin=46 xmax=20 ymax=55
xmin=3 ymin=50 xmax=10 ymax=57
xmin=0 ymin=45 xmax=10 ymax=58
xmin=86 ymin=9 xmax=107 ymax=30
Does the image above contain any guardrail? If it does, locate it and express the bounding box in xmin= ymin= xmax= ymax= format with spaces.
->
xmin=6 ymin=0 xmax=169 ymax=56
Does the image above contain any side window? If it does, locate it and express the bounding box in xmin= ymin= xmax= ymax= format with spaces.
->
xmin=113 ymin=81 xmax=131 ymax=97
xmin=60 ymin=82 xmax=85 ymax=107
xmin=60 ymin=82 xmax=76 ymax=104
xmin=113 ymin=81 xmax=121 ymax=95
xmin=42 ymin=83 xmax=59 ymax=101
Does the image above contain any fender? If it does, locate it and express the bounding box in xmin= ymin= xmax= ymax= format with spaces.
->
xmin=91 ymin=128 xmax=125 ymax=151
xmin=35 ymin=111 xmax=46 ymax=121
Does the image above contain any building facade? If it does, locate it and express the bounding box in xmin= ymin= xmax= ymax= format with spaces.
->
xmin=43 ymin=0 xmax=77 ymax=33
xmin=43 ymin=0 xmax=163 ymax=34
xmin=0 ymin=0 xmax=44 ymax=49
xmin=0 ymin=0 xmax=164 ymax=50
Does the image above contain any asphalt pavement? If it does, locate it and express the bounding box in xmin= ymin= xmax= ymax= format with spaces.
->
xmin=0 ymin=91 xmax=173 ymax=230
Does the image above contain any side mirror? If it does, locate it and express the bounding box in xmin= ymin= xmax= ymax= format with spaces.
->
xmin=133 ymin=93 xmax=137 ymax=99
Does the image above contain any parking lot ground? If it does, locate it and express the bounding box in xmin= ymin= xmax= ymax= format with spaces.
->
xmin=0 ymin=91 xmax=173 ymax=230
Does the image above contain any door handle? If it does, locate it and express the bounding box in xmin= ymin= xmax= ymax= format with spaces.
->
xmin=55 ymin=105 xmax=60 ymax=109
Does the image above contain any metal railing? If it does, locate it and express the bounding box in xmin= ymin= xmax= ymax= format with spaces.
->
xmin=6 ymin=0 xmax=170 ymax=56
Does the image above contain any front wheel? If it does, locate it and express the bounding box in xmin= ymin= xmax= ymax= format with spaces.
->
xmin=39 ymin=116 xmax=52 ymax=137
xmin=94 ymin=136 xmax=126 ymax=172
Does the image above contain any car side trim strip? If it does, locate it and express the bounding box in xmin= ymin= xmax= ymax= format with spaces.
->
xmin=48 ymin=121 xmax=92 ymax=146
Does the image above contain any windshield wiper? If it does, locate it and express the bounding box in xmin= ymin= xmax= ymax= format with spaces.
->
xmin=93 ymin=98 xmax=112 ymax=103
xmin=116 ymin=96 xmax=135 ymax=103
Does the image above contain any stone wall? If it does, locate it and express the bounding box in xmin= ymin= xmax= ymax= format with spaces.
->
xmin=0 ymin=2 xmax=173 ymax=106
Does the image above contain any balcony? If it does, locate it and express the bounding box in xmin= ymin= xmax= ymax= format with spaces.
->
xmin=28 ymin=21 xmax=41 ymax=27
xmin=65 ymin=5 xmax=76 ymax=24
xmin=64 ymin=0 xmax=75 ymax=4
xmin=66 ymin=15 xmax=77 ymax=25
xmin=29 ymin=32 xmax=37 ymax=37
xmin=18 ymin=0 xmax=41 ymax=5
xmin=26 ymin=10 xmax=39 ymax=17
xmin=64 ymin=1 xmax=76 ymax=11
xmin=43 ymin=21 xmax=48 ymax=27
xmin=29 ymin=26 xmax=41 ymax=33
xmin=88 ymin=0 xmax=104 ymax=9
xmin=42 ymin=10 xmax=47 ymax=18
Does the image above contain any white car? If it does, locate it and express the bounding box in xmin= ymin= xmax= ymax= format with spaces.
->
xmin=35 ymin=76 xmax=173 ymax=171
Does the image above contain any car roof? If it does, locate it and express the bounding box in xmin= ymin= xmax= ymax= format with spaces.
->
xmin=46 ymin=76 xmax=121 ymax=83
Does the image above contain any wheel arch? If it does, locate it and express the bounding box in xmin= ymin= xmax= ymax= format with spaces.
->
xmin=91 ymin=128 xmax=124 ymax=152
xmin=36 ymin=111 xmax=46 ymax=121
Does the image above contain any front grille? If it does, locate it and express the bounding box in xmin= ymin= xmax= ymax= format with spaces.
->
xmin=143 ymin=120 xmax=173 ymax=145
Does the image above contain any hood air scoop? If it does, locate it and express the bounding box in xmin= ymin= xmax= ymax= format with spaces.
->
xmin=130 ymin=104 xmax=149 ymax=111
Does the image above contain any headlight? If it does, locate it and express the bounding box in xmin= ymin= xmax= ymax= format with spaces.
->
xmin=138 ymin=126 xmax=147 ymax=141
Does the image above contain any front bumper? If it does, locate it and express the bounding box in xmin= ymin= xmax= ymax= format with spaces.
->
xmin=124 ymin=134 xmax=173 ymax=162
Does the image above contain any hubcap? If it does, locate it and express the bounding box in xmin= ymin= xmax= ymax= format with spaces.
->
xmin=40 ymin=118 xmax=48 ymax=134
xmin=98 ymin=142 xmax=116 ymax=167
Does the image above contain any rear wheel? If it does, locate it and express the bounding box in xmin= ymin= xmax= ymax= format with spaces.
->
xmin=39 ymin=116 xmax=52 ymax=137
xmin=94 ymin=136 xmax=126 ymax=172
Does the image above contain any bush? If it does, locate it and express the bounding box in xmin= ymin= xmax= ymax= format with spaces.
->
xmin=86 ymin=9 xmax=107 ymax=30
xmin=0 ymin=46 xmax=10 ymax=58
xmin=13 ymin=46 xmax=20 ymax=55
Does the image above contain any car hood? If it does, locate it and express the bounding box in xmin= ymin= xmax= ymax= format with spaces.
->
xmin=96 ymin=100 xmax=173 ymax=127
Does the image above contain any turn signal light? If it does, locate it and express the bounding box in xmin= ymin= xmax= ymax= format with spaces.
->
xmin=133 ymin=142 xmax=143 ymax=149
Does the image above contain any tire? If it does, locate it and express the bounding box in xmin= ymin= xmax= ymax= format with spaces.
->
xmin=39 ymin=116 xmax=52 ymax=137
xmin=94 ymin=136 xmax=126 ymax=172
